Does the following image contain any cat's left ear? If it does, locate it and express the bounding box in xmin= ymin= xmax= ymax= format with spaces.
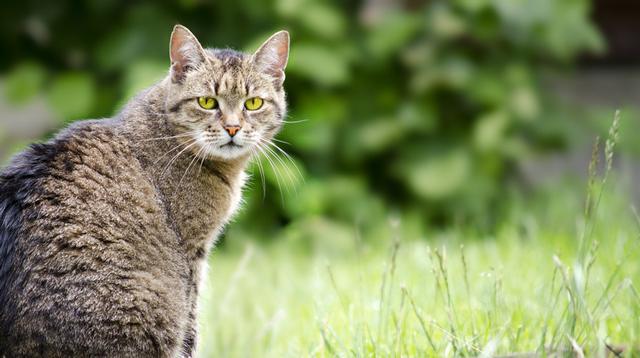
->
xmin=170 ymin=25 xmax=206 ymax=83
xmin=252 ymin=31 xmax=290 ymax=87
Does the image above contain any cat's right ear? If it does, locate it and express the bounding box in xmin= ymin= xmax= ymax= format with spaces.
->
xmin=170 ymin=25 xmax=206 ymax=83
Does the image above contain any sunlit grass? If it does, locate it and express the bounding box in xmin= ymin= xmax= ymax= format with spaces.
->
xmin=197 ymin=192 xmax=639 ymax=357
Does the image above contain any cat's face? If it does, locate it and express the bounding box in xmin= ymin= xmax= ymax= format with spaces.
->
xmin=164 ymin=26 xmax=289 ymax=161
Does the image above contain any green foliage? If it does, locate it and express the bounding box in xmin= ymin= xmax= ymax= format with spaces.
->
xmin=47 ymin=72 xmax=96 ymax=121
xmin=0 ymin=0 xmax=604 ymax=236
xmin=4 ymin=62 xmax=46 ymax=105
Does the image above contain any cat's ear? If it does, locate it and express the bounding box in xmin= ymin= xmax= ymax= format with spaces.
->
xmin=169 ymin=25 xmax=206 ymax=83
xmin=252 ymin=31 xmax=290 ymax=86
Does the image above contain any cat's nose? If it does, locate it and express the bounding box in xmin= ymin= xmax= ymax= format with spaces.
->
xmin=224 ymin=125 xmax=242 ymax=137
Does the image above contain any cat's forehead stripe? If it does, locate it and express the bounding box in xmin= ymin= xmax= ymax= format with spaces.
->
xmin=213 ymin=72 xmax=250 ymax=98
xmin=210 ymin=79 xmax=218 ymax=95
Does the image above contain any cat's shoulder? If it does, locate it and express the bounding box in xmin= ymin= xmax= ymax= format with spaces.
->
xmin=0 ymin=118 xmax=127 ymax=185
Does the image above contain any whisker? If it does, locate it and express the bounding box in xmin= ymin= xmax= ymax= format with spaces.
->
xmin=281 ymin=119 xmax=308 ymax=124
xmin=271 ymin=138 xmax=291 ymax=146
xmin=142 ymin=131 xmax=198 ymax=142
xmin=154 ymin=138 xmax=198 ymax=166
xmin=259 ymin=142 xmax=297 ymax=192
xmin=159 ymin=140 xmax=200 ymax=179
xmin=258 ymin=138 xmax=303 ymax=191
xmin=197 ymin=142 xmax=210 ymax=176
xmin=262 ymin=139 xmax=304 ymax=183
xmin=254 ymin=142 xmax=285 ymax=203
xmin=178 ymin=144 xmax=207 ymax=187
xmin=250 ymin=148 xmax=267 ymax=199
xmin=281 ymin=115 xmax=309 ymax=124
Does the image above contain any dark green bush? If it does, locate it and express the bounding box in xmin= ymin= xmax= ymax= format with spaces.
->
xmin=0 ymin=0 xmax=603 ymax=239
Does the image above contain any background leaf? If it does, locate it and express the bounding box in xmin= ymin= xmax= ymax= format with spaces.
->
xmin=4 ymin=62 xmax=46 ymax=105
xmin=47 ymin=72 xmax=96 ymax=121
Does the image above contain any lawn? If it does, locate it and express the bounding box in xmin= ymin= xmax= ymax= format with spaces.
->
xmin=196 ymin=179 xmax=640 ymax=357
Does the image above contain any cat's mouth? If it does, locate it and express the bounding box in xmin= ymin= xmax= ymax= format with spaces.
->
xmin=220 ymin=141 xmax=242 ymax=149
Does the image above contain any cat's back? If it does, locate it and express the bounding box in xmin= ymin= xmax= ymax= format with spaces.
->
xmin=0 ymin=119 xmax=189 ymax=357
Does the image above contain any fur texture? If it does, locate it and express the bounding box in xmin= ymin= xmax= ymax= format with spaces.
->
xmin=0 ymin=25 xmax=289 ymax=357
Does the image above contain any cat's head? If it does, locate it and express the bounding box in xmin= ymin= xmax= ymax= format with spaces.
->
xmin=164 ymin=25 xmax=289 ymax=161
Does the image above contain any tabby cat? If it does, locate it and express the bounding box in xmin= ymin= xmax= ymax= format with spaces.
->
xmin=0 ymin=25 xmax=289 ymax=357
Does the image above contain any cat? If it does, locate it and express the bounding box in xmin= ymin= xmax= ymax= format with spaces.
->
xmin=0 ymin=25 xmax=289 ymax=357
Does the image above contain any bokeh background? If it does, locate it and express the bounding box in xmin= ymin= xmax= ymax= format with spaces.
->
xmin=0 ymin=0 xmax=639 ymax=244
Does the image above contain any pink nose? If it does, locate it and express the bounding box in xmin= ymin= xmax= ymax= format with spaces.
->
xmin=224 ymin=125 xmax=241 ymax=137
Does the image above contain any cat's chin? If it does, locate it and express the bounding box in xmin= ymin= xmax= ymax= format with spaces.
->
xmin=204 ymin=144 xmax=251 ymax=161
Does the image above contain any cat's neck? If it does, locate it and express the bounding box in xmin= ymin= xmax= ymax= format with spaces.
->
xmin=120 ymin=80 xmax=249 ymax=255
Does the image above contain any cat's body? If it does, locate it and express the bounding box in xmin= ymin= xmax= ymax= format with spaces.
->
xmin=0 ymin=26 xmax=289 ymax=357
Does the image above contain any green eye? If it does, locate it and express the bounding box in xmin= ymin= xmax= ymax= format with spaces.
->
xmin=244 ymin=97 xmax=264 ymax=111
xmin=198 ymin=97 xmax=217 ymax=109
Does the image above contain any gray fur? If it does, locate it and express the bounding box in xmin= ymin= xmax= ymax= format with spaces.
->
xmin=0 ymin=25 xmax=289 ymax=357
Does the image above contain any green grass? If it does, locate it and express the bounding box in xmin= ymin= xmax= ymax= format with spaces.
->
xmin=196 ymin=190 xmax=639 ymax=357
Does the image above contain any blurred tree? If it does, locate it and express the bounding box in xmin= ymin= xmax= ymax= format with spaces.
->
xmin=0 ymin=0 xmax=604 ymax=240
